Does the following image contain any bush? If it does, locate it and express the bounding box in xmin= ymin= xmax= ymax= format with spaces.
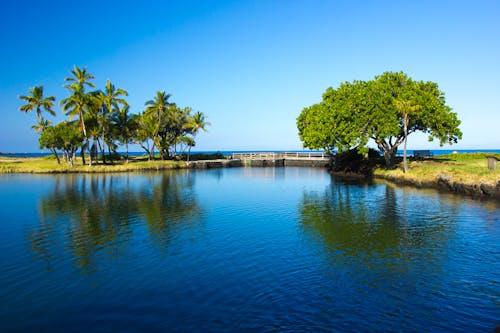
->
xmin=182 ymin=151 xmax=226 ymax=161
xmin=332 ymin=148 xmax=381 ymax=174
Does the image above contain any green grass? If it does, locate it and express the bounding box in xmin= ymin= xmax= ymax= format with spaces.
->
xmin=374 ymin=153 xmax=500 ymax=185
xmin=0 ymin=155 xmax=186 ymax=173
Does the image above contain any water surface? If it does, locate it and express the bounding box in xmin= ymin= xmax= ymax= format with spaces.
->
xmin=0 ymin=168 xmax=498 ymax=332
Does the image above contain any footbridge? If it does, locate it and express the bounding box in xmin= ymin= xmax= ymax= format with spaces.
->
xmin=187 ymin=152 xmax=330 ymax=169
xmin=231 ymin=152 xmax=330 ymax=167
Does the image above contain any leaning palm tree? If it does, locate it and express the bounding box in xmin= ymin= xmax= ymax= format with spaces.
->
xmin=19 ymin=85 xmax=60 ymax=163
xmin=19 ymin=85 xmax=56 ymax=130
xmin=185 ymin=111 xmax=210 ymax=161
xmin=190 ymin=111 xmax=211 ymax=135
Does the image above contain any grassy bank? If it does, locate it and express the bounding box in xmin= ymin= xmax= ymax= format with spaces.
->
xmin=373 ymin=153 xmax=500 ymax=198
xmin=0 ymin=155 xmax=186 ymax=173
xmin=374 ymin=153 xmax=500 ymax=185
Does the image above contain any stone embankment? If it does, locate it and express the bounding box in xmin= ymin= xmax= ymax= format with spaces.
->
xmin=375 ymin=173 xmax=500 ymax=200
xmin=186 ymin=159 xmax=242 ymax=169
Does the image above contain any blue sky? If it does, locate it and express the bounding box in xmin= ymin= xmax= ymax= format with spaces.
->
xmin=1 ymin=0 xmax=499 ymax=152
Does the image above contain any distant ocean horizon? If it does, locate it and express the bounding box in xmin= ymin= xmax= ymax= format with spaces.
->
xmin=1 ymin=149 xmax=499 ymax=158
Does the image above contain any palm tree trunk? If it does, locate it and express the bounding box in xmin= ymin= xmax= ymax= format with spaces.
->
xmin=87 ymin=139 xmax=93 ymax=166
xmin=403 ymin=114 xmax=409 ymax=173
xmin=149 ymin=141 xmax=155 ymax=161
xmin=125 ymin=142 xmax=129 ymax=163
xmin=100 ymin=135 xmax=106 ymax=164
xmin=80 ymin=145 xmax=86 ymax=165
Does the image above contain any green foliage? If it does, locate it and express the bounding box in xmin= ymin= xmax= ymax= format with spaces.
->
xmin=297 ymin=71 xmax=462 ymax=168
xmin=19 ymin=85 xmax=56 ymax=132
xmin=182 ymin=152 xmax=225 ymax=161
xmin=39 ymin=121 xmax=84 ymax=166
xmin=139 ymin=92 xmax=210 ymax=160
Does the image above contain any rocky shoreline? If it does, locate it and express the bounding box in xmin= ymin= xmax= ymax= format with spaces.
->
xmin=373 ymin=173 xmax=500 ymax=200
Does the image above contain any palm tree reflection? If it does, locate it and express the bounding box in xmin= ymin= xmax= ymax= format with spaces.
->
xmin=30 ymin=171 xmax=202 ymax=274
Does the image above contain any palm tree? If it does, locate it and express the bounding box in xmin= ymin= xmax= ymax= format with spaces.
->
xmin=60 ymin=84 xmax=92 ymax=138
xmin=99 ymin=80 xmax=128 ymax=163
xmin=145 ymin=91 xmax=172 ymax=158
xmin=19 ymin=85 xmax=56 ymax=129
xmin=190 ymin=111 xmax=211 ymax=136
xmin=64 ymin=65 xmax=96 ymax=90
xmin=60 ymin=66 xmax=96 ymax=165
xmin=134 ymin=112 xmax=157 ymax=160
xmin=186 ymin=111 xmax=210 ymax=161
xmin=19 ymin=85 xmax=60 ymax=163
xmin=111 ymin=105 xmax=135 ymax=162
xmin=394 ymin=98 xmax=421 ymax=173
xmin=32 ymin=118 xmax=52 ymax=132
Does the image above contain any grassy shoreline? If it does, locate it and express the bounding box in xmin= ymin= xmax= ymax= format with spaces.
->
xmin=372 ymin=153 xmax=500 ymax=199
xmin=0 ymin=156 xmax=186 ymax=173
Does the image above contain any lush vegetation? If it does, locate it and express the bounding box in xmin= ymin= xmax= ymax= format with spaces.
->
xmin=297 ymin=72 xmax=462 ymax=172
xmin=19 ymin=66 xmax=210 ymax=167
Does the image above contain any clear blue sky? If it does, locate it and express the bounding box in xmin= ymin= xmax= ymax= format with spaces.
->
xmin=1 ymin=0 xmax=499 ymax=152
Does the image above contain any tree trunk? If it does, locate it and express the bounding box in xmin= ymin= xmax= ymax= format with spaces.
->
xmin=50 ymin=148 xmax=61 ymax=164
xmin=149 ymin=142 xmax=155 ymax=161
xmin=378 ymin=143 xmax=398 ymax=168
xmin=80 ymin=145 xmax=86 ymax=165
xmin=403 ymin=114 xmax=409 ymax=173
xmin=125 ymin=143 xmax=129 ymax=163
xmin=99 ymin=136 xmax=106 ymax=164
xmin=71 ymin=149 xmax=76 ymax=167
xmin=87 ymin=139 xmax=93 ymax=166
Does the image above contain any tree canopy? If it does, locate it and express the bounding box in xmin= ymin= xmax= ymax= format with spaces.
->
xmin=297 ymin=71 xmax=462 ymax=167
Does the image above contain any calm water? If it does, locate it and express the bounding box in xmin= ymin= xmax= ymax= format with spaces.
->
xmin=0 ymin=168 xmax=498 ymax=332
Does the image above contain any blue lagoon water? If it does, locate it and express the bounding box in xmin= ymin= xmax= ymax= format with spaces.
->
xmin=0 ymin=168 xmax=499 ymax=332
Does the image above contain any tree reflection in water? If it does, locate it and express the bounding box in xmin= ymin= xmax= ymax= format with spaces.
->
xmin=298 ymin=177 xmax=459 ymax=272
xmin=30 ymin=171 xmax=202 ymax=274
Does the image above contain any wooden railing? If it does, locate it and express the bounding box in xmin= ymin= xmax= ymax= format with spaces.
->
xmin=231 ymin=152 xmax=329 ymax=160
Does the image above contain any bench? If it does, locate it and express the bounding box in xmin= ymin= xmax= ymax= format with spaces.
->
xmin=413 ymin=150 xmax=433 ymax=159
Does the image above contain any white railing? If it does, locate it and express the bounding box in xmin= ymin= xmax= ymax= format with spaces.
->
xmin=231 ymin=152 xmax=328 ymax=160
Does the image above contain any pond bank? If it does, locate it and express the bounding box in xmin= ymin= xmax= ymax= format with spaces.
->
xmin=373 ymin=172 xmax=500 ymax=200
xmin=369 ymin=153 xmax=500 ymax=200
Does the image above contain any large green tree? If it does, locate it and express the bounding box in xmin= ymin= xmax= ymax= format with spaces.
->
xmin=297 ymin=72 xmax=462 ymax=170
xmin=368 ymin=72 xmax=462 ymax=169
